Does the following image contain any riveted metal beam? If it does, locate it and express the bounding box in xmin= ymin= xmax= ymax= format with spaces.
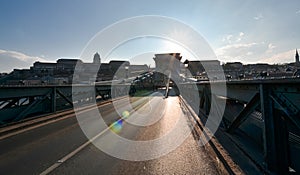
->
xmin=270 ymin=94 xmax=300 ymax=130
xmin=227 ymin=93 xmax=260 ymax=133
xmin=14 ymin=90 xmax=52 ymax=121
xmin=260 ymin=85 xmax=289 ymax=174
xmin=56 ymin=89 xmax=73 ymax=107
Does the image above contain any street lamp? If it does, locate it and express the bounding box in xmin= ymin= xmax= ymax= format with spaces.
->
xmin=184 ymin=64 xmax=189 ymax=78
xmin=125 ymin=66 xmax=129 ymax=79
xmin=183 ymin=59 xmax=189 ymax=79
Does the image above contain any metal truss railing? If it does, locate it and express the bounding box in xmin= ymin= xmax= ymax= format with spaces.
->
xmin=0 ymin=84 xmax=131 ymax=125
xmin=180 ymin=79 xmax=300 ymax=175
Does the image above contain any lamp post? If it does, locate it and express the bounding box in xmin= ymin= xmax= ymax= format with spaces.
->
xmin=183 ymin=59 xmax=189 ymax=79
xmin=184 ymin=64 xmax=189 ymax=79
xmin=125 ymin=66 xmax=129 ymax=79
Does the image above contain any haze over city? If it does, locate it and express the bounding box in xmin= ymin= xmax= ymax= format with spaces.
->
xmin=1 ymin=0 xmax=300 ymax=72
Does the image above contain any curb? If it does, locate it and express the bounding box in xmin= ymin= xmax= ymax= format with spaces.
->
xmin=179 ymin=96 xmax=244 ymax=175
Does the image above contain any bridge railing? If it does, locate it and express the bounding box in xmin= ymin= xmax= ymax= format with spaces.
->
xmin=180 ymin=79 xmax=300 ymax=174
xmin=0 ymin=84 xmax=132 ymax=125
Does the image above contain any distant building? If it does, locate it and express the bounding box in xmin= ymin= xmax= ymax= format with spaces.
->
xmin=32 ymin=62 xmax=56 ymax=74
xmin=57 ymin=59 xmax=83 ymax=71
xmin=96 ymin=63 xmax=111 ymax=81
xmin=244 ymin=63 xmax=269 ymax=72
xmin=186 ymin=61 xmax=203 ymax=76
xmin=93 ymin=52 xmax=101 ymax=64
xmin=0 ymin=52 xmax=150 ymax=85
xmin=0 ymin=73 xmax=8 ymax=78
xmin=130 ymin=64 xmax=149 ymax=77
xmin=224 ymin=62 xmax=243 ymax=70
xmin=185 ymin=60 xmax=221 ymax=79
xmin=109 ymin=60 xmax=130 ymax=72
xmin=153 ymin=53 xmax=182 ymax=73
xmin=153 ymin=53 xmax=182 ymax=85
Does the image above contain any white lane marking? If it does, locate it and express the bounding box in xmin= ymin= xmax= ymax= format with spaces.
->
xmin=0 ymin=97 xmax=130 ymax=140
xmin=39 ymin=118 xmax=121 ymax=175
xmin=40 ymin=96 xmax=151 ymax=175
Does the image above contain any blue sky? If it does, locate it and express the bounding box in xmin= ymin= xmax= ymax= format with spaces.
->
xmin=0 ymin=0 xmax=300 ymax=72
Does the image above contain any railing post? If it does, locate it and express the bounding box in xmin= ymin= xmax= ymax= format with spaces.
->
xmin=273 ymin=109 xmax=289 ymax=174
xmin=260 ymin=84 xmax=289 ymax=174
xmin=52 ymin=87 xmax=56 ymax=112
xmin=204 ymin=85 xmax=211 ymax=115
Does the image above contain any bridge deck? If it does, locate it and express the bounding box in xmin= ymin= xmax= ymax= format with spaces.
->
xmin=0 ymin=93 xmax=219 ymax=175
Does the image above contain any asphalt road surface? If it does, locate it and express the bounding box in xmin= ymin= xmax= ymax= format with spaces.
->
xmin=0 ymin=92 xmax=218 ymax=175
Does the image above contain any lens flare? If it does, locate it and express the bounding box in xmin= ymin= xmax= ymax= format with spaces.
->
xmin=111 ymin=120 xmax=123 ymax=133
xmin=122 ymin=110 xmax=130 ymax=119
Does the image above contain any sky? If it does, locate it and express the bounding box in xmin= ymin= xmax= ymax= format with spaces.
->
xmin=0 ymin=0 xmax=300 ymax=72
